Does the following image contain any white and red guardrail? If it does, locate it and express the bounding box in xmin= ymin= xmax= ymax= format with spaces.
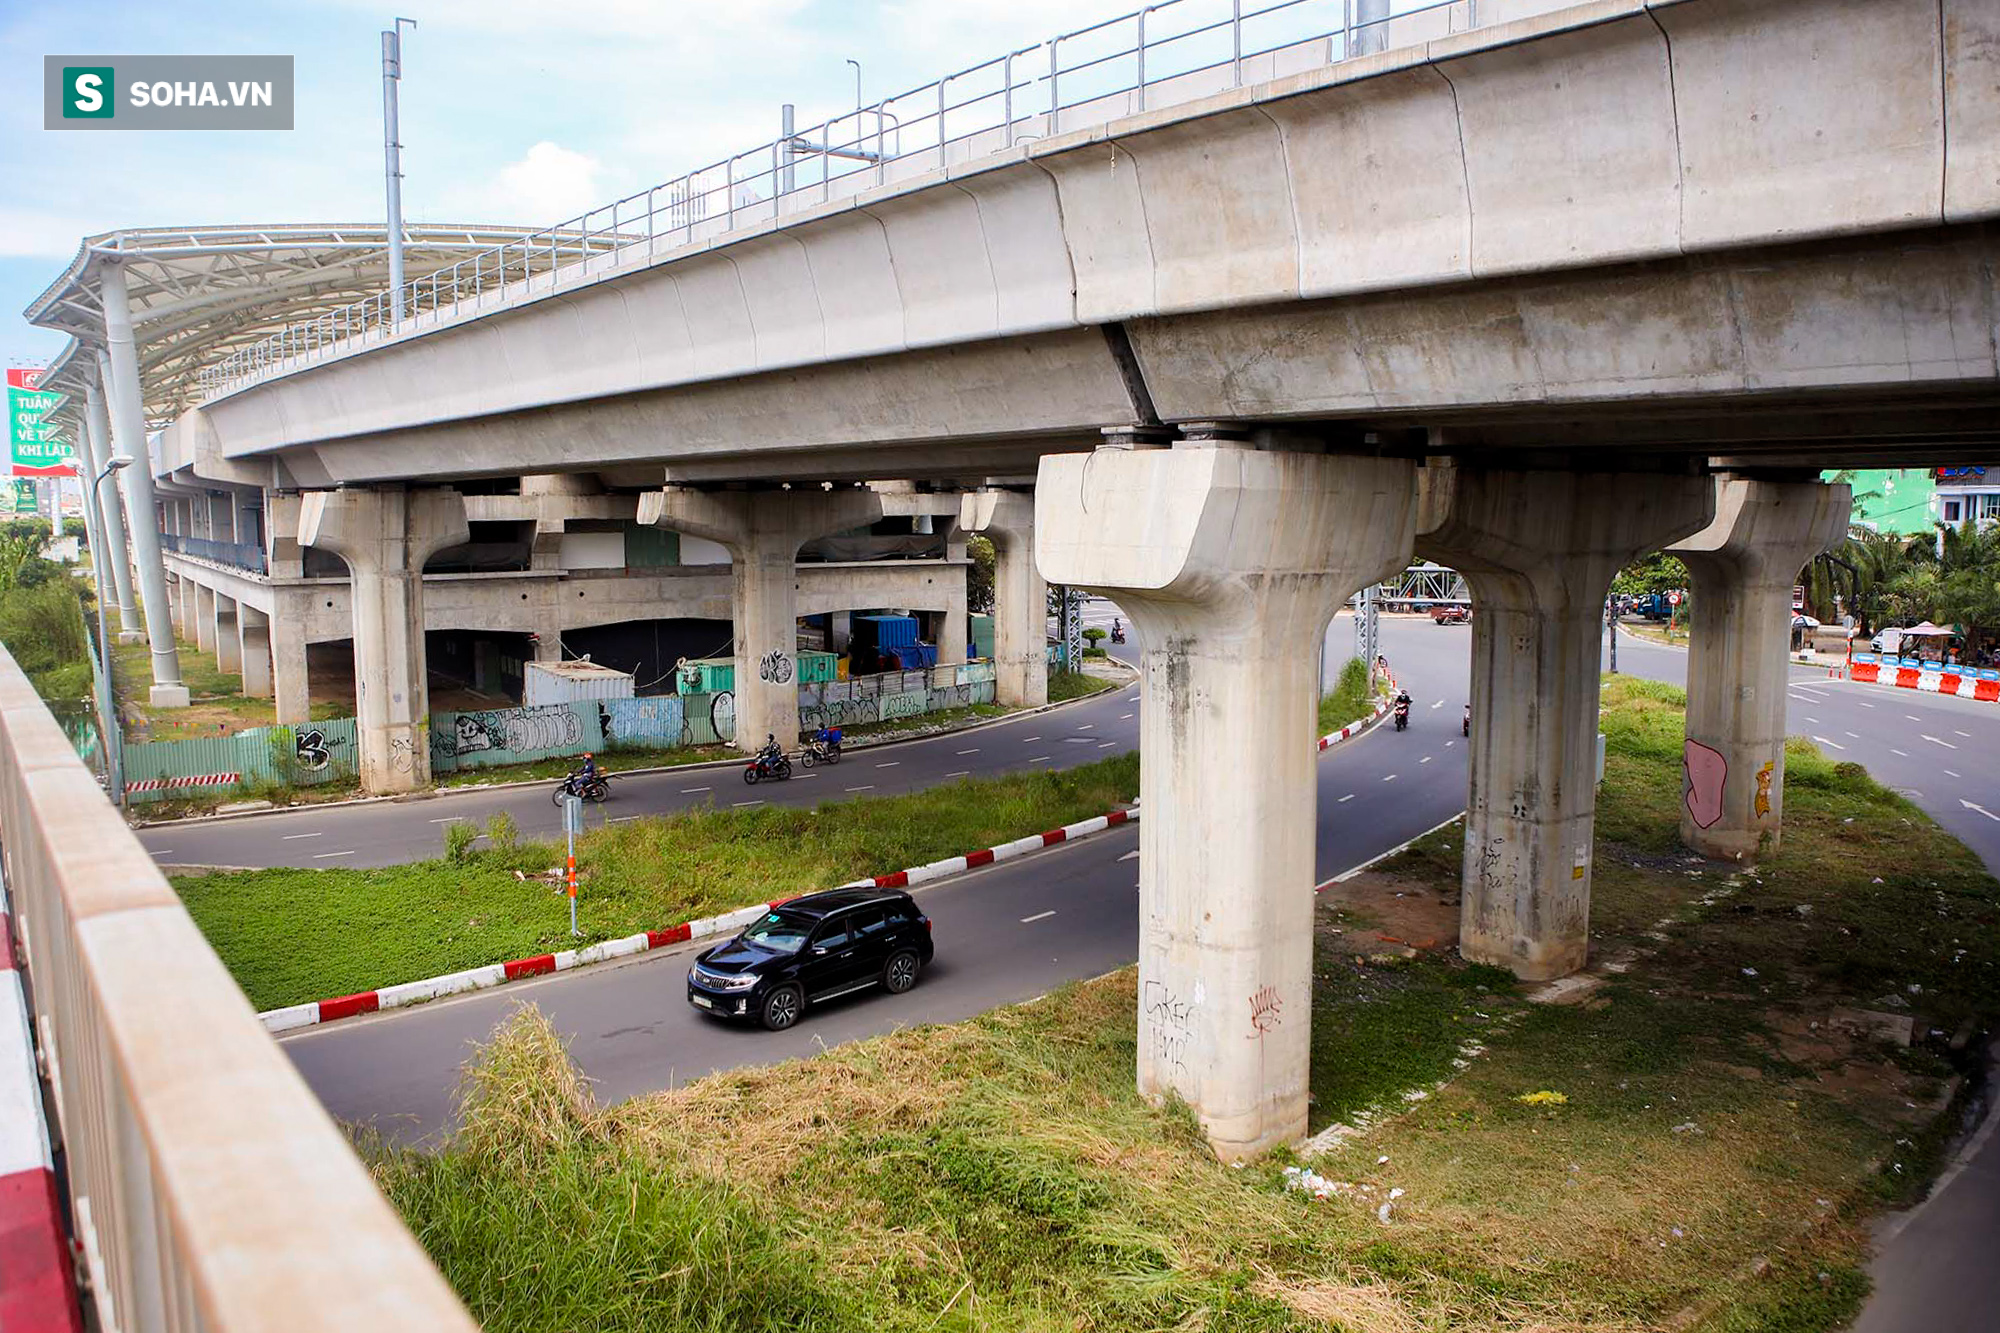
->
xmin=261 ymin=806 xmax=1139 ymax=1034
xmin=1847 ymin=653 xmax=2000 ymax=703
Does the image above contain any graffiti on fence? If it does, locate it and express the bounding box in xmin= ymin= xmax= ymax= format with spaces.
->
xmin=430 ymin=702 xmax=605 ymax=772
xmin=294 ymin=726 xmax=332 ymax=771
xmin=603 ymin=696 xmax=684 ymax=749
xmin=879 ymin=689 xmax=928 ymax=721
xmin=757 ymin=650 xmax=794 ymax=685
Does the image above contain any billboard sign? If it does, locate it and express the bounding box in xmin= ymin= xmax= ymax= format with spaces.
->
xmin=6 ymin=368 xmax=74 ymax=477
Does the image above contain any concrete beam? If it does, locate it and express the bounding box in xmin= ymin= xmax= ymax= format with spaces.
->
xmin=1039 ymin=444 xmax=1417 ymax=1160
xmin=299 ymin=488 xmax=468 ymax=792
xmin=1671 ymin=476 xmax=1851 ymax=859
xmin=1420 ymin=464 xmax=1714 ymax=980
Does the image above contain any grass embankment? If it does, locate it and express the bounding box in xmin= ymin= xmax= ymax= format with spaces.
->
xmin=372 ymin=676 xmax=2000 ymax=1332
xmin=111 ymin=634 xmax=345 ymax=739
xmin=1316 ymin=656 xmax=1378 ymax=738
xmin=175 ymin=753 xmax=1139 ymax=1011
xmin=1049 ymin=669 xmax=1117 ymax=704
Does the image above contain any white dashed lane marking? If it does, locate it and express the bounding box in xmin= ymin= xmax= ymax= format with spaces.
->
xmin=875 ymin=761 xmax=901 ymax=768
xmin=732 ymin=800 xmax=764 ymax=808
xmin=1891 ymin=749 xmax=1910 ymax=757
xmin=845 ymin=785 xmax=875 ymax=792
xmin=1382 ymin=774 xmax=1398 ymax=782
xmin=313 ymin=850 xmax=356 ymax=859
xmin=1813 ymin=736 xmax=1847 ymax=751
xmin=1119 ymin=713 xmax=1134 ymax=720
xmin=281 ymin=832 xmax=322 ymax=840
xmin=956 ymin=749 xmax=979 ymax=755
xmin=1021 ymin=911 xmax=1056 ymax=924
xmin=1923 ymin=735 xmax=1959 ymax=750
xmin=1029 ymin=756 xmax=1051 ymax=764
xmin=1118 ymin=850 xmax=1138 ymax=862
xmin=680 ymin=786 xmax=711 ymax=794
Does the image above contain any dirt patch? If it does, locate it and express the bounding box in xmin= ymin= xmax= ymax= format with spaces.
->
xmin=1318 ymin=869 xmax=1459 ymax=955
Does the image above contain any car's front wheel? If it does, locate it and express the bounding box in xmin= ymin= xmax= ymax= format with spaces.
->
xmin=883 ymin=949 xmax=921 ymax=995
xmin=760 ymin=984 xmax=803 ymax=1031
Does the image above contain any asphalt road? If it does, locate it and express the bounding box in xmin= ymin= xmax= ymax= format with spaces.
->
xmin=273 ymin=608 xmax=1471 ymax=1143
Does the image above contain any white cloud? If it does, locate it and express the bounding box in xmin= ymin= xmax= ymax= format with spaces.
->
xmin=484 ymin=141 xmax=618 ymax=225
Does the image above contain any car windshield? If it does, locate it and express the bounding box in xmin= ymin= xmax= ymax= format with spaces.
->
xmin=738 ymin=911 xmax=813 ymax=954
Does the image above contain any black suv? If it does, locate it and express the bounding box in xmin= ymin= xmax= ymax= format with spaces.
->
xmin=685 ymin=888 xmax=934 ymax=1030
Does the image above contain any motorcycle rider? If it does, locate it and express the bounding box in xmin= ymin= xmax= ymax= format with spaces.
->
xmin=1393 ymin=688 xmax=1413 ymax=730
xmin=1111 ymin=617 xmax=1126 ymax=644
xmin=566 ymin=751 xmax=599 ymax=794
xmin=758 ymin=733 xmax=784 ymax=771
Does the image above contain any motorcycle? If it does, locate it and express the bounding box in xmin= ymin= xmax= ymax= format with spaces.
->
xmin=552 ymin=772 xmax=610 ymax=805
xmin=1462 ymin=703 xmax=1471 ymax=737
xmin=743 ymin=750 xmax=793 ymax=785
xmin=1392 ymin=697 xmax=1411 ymax=732
xmin=1110 ymin=624 xmax=1127 ymax=645
xmin=800 ymin=733 xmax=843 ymax=767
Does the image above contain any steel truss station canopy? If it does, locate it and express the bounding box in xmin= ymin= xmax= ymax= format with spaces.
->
xmin=22 ymin=223 xmax=564 ymax=438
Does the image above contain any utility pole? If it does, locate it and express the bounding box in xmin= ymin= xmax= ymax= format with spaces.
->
xmin=381 ymin=18 xmax=417 ymax=328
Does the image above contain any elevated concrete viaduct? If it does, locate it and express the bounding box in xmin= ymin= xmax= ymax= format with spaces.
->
xmin=126 ymin=0 xmax=1996 ymax=1156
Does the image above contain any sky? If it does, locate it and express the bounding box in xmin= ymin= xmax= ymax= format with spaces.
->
xmin=0 ymin=0 xmax=1157 ymax=370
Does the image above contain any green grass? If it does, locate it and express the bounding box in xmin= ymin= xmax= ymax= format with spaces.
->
xmin=368 ymin=677 xmax=2000 ymax=1333
xmin=1049 ymin=670 xmax=1116 ymax=704
xmin=175 ymin=753 xmax=1139 ymax=1010
xmin=1315 ymin=656 xmax=1377 ymax=737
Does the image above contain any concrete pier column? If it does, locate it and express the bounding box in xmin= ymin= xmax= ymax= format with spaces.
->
xmin=960 ymin=489 xmax=1047 ymax=708
xmin=80 ymin=376 xmax=142 ymax=639
xmin=1420 ymin=466 xmax=1714 ymax=981
xmin=213 ymin=593 xmax=241 ymax=672
xmin=1670 ymin=476 xmax=1850 ymax=859
xmin=193 ymin=584 xmax=217 ymax=655
xmin=264 ymin=491 xmax=306 ymax=578
xmin=273 ymin=621 xmax=311 ymax=725
xmin=95 ymin=272 xmax=186 ymax=706
xmin=1039 ymin=444 xmax=1418 ymax=1160
xmin=299 ymin=487 xmax=468 ymax=793
xmin=938 ymin=583 xmax=969 ymax=667
xmin=642 ymin=486 xmax=882 ymax=751
xmin=239 ymin=606 xmax=273 ymax=699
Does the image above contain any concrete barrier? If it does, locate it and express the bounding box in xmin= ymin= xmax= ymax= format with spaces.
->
xmin=0 ymin=645 xmax=474 ymax=1331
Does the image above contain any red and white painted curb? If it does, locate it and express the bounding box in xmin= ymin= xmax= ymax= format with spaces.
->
xmin=1318 ymin=670 xmax=1399 ymax=751
xmin=0 ymin=907 xmax=84 ymax=1331
xmin=1847 ymin=658 xmax=2000 ymax=703
xmin=261 ymin=806 xmax=1141 ymax=1034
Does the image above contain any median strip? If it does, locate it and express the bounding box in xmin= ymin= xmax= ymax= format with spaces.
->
xmin=261 ymin=805 xmax=1140 ymax=1035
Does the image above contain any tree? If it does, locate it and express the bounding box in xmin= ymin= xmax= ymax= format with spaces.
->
xmin=1611 ymin=552 xmax=1689 ymax=597
xmin=965 ymin=534 xmax=996 ymax=615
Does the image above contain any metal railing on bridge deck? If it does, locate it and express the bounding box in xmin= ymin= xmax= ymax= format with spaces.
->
xmin=160 ymin=532 xmax=268 ymax=575
xmin=197 ymin=0 xmax=1492 ymax=402
xmin=0 ymin=644 xmax=475 ymax=1331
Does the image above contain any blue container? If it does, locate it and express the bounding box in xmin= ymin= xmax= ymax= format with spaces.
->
xmin=856 ymin=614 xmax=920 ymax=649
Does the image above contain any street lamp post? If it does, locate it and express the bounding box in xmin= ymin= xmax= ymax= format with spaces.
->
xmin=89 ymin=455 xmax=133 ymax=805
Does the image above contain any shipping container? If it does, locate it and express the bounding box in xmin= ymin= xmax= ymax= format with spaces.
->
xmin=854 ymin=614 xmax=920 ymax=649
xmin=797 ymin=650 xmax=838 ymax=684
xmin=679 ymin=657 xmax=735 ymax=694
xmin=970 ymin=613 xmax=995 ymax=661
xmin=524 ymin=659 xmax=637 ymax=707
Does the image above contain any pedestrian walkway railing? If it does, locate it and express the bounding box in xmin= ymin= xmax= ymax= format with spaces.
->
xmin=160 ymin=532 xmax=267 ymax=575
xmin=198 ymin=0 xmax=1500 ymax=402
xmin=0 ymin=645 xmax=475 ymax=1332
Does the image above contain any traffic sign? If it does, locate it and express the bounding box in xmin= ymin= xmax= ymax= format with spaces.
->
xmin=1668 ymin=591 xmax=1682 ymax=607
xmin=1792 ymin=585 xmax=1806 ymax=611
